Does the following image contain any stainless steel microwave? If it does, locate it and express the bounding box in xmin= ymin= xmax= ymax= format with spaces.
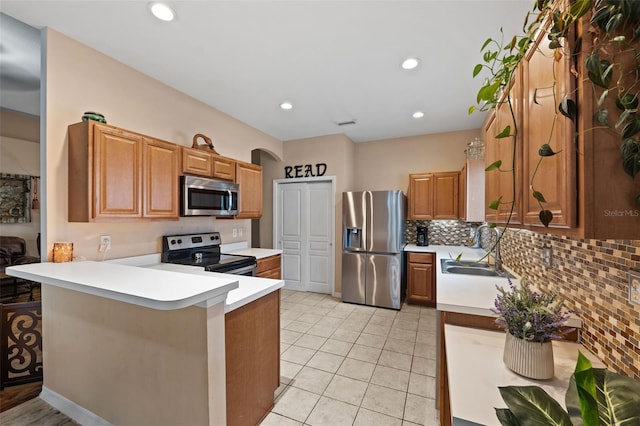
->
xmin=180 ymin=175 xmax=238 ymax=217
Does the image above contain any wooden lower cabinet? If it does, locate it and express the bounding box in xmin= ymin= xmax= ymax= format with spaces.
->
xmin=257 ymin=254 xmax=281 ymax=279
xmin=225 ymin=290 xmax=280 ymax=426
xmin=406 ymin=252 xmax=435 ymax=306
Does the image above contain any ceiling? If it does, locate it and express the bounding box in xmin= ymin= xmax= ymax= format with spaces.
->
xmin=0 ymin=1 xmax=533 ymax=142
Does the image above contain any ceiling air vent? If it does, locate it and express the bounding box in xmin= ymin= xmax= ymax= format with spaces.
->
xmin=335 ymin=120 xmax=357 ymax=126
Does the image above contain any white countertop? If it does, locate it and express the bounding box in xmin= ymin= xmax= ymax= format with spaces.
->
xmin=146 ymin=263 xmax=284 ymax=313
xmin=6 ymin=261 xmax=238 ymax=311
xmin=103 ymin=253 xmax=283 ymax=313
xmin=405 ymin=244 xmax=515 ymax=316
xmin=445 ymin=325 xmax=604 ymax=426
xmin=224 ymin=248 xmax=282 ymax=260
xmin=404 ymin=244 xmax=581 ymax=328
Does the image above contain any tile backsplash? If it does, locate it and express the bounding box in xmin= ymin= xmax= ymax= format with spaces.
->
xmin=405 ymin=220 xmax=482 ymax=246
xmin=500 ymin=229 xmax=640 ymax=379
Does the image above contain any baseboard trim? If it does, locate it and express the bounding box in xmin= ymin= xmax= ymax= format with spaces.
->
xmin=40 ymin=387 xmax=111 ymax=426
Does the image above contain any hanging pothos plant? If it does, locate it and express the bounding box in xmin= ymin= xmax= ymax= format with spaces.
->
xmin=470 ymin=0 xmax=640 ymax=227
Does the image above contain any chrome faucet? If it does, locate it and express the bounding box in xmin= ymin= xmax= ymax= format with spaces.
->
xmin=471 ymin=224 xmax=502 ymax=271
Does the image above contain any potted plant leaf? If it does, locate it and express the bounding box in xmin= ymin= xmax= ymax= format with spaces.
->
xmin=496 ymin=352 xmax=640 ymax=425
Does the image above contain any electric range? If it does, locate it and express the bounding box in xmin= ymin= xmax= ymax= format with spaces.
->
xmin=161 ymin=232 xmax=257 ymax=276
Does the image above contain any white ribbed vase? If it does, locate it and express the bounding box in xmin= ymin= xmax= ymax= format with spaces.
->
xmin=503 ymin=332 xmax=555 ymax=380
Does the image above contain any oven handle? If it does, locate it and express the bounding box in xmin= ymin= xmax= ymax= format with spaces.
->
xmin=228 ymin=264 xmax=257 ymax=276
xmin=227 ymin=189 xmax=233 ymax=212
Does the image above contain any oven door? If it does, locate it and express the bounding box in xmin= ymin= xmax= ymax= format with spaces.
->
xmin=180 ymin=175 xmax=238 ymax=216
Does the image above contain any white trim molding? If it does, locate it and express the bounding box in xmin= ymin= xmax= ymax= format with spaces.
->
xmin=40 ymin=386 xmax=112 ymax=426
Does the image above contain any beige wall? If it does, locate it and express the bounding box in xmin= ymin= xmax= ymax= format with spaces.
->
xmin=260 ymin=130 xmax=477 ymax=293
xmin=353 ymin=129 xmax=479 ymax=192
xmin=0 ymin=135 xmax=41 ymax=256
xmin=43 ymin=29 xmax=282 ymax=261
xmin=0 ymin=108 xmax=39 ymax=142
xmin=43 ymin=285 xmax=226 ymax=425
xmin=278 ymin=134 xmax=355 ymax=293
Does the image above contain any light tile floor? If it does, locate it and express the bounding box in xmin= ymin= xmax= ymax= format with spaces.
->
xmin=261 ymin=290 xmax=440 ymax=426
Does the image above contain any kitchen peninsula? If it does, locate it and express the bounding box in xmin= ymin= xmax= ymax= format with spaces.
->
xmin=6 ymin=260 xmax=283 ymax=426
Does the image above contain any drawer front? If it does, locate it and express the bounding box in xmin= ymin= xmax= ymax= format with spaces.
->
xmin=212 ymin=156 xmax=236 ymax=181
xmin=182 ymin=147 xmax=212 ymax=177
xmin=259 ymin=268 xmax=281 ymax=280
xmin=257 ymin=255 xmax=281 ymax=274
xmin=407 ymin=252 xmax=434 ymax=264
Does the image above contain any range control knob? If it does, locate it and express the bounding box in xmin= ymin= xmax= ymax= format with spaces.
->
xmin=170 ymin=239 xmax=176 ymax=245
xmin=177 ymin=239 xmax=183 ymax=244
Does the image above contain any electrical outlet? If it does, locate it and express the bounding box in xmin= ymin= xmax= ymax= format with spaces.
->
xmin=630 ymin=271 xmax=640 ymax=305
xmin=232 ymin=228 xmax=238 ymax=238
xmin=99 ymin=235 xmax=111 ymax=252
xmin=541 ymin=245 xmax=552 ymax=267
xmin=239 ymin=228 xmax=243 ymax=237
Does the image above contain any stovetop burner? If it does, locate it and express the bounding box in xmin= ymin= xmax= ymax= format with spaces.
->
xmin=161 ymin=232 xmax=256 ymax=274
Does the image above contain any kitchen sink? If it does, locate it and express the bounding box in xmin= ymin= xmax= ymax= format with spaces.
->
xmin=440 ymin=259 xmax=513 ymax=278
xmin=440 ymin=259 xmax=491 ymax=269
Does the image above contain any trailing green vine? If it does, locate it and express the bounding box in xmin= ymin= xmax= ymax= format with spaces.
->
xmin=470 ymin=0 xmax=640 ymax=227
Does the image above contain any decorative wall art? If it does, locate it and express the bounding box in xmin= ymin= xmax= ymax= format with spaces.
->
xmin=0 ymin=173 xmax=32 ymax=224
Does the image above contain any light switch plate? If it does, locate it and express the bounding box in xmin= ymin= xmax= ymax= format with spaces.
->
xmin=629 ymin=271 xmax=640 ymax=305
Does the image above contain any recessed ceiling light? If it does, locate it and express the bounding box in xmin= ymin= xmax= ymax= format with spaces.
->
xmin=413 ymin=111 xmax=425 ymax=119
xmin=149 ymin=2 xmax=175 ymax=21
xmin=402 ymin=57 xmax=420 ymax=70
xmin=280 ymin=102 xmax=293 ymax=110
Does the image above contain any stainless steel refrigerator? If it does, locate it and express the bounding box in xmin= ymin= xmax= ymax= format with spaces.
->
xmin=342 ymin=190 xmax=406 ymax=310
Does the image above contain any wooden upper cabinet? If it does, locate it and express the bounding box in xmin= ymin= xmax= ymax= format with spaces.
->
xmin=236 ymin=161 xmax=263 ymax=219
xmin=409 ymin=173 xmax=434 ymax=219
xmin=181 ymin=147 xmax=236 ymax=181
xmin=433 ymin=172 xmax=459 ymax=219
xmin=181 ymin=147 xmax=213 ymax=177
xmin=69 ymin=121 xmax=142 ymax=221
xmin=484 ymin=113 xmax=500 ymax=223
xmin=577 ymin=19 xmax=639 ymax=239
xmin=93 ymin=125 xmax=142 ymax=219
xmin=212 ymin=155 xmax=236 ymax=181
xmin=409 ymin=172 xmax=459 ymax=220
xmin=521 ymin=20 xmax=576 ymax=229
xmin=484 ymin=68 xmax=524 ymax=225
xmin=69 ymin=121 xmax=178 ymax=222
xmin=143 ymin=137 xmax=180 ymax=219
xmin=480 ymin=12 xmax=639 ymax=238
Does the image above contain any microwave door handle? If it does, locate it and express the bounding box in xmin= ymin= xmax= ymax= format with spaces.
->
xmin=227 ymin=190 xmax=232 ymax=212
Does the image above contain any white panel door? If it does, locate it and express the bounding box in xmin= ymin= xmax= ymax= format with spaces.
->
xmin=306 ymin=182 xmax=332 ymax=293
xmin=275 ymin=179 xmax=334 ymax=294
xmin=277 ymin=184 xmax=304 ymax=290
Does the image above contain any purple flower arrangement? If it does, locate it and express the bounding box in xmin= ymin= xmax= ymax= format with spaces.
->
xmin=492 ymin=277 xmax=574 ymax=343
